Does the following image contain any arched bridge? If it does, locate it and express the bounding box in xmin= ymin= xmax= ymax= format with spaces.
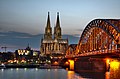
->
xmin=66 ymin=19 xmax=120 ymax=57
xmin=60 ymin=19 xmax=120 ymax=72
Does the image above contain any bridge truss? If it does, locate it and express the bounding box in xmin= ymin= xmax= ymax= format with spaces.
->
xmin=67 ymin=19 xmax=120 ymax=57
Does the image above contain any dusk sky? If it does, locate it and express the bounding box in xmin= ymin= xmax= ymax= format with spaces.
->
xmin=0 ymin=0 xmax=120 ymax=52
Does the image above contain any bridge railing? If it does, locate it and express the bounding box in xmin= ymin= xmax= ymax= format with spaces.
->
xmin=65 ymin=49 xmax=120 ymax=58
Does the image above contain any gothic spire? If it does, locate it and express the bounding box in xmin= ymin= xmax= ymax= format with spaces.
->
xmin=46 ymin=12 xmax=51 ymax=28
xmin=44 ymin=12 xmax=52 ymax=39
xmin=26 ymin=43 xmax=31 ymax=50
xmin=54 ymin=12 xmax=61 ymax=39
xmin=56 ymin=12 xmax=60 ymax=28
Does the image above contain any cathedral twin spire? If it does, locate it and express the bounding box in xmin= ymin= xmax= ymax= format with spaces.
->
xmin=54 ymin=12 xmax=61 ymax=39
xmin=44 ymin=12 xmax=52 ymax=39
xmin=46 ymin=12 xmax=51 ymax=28
xmin=44 ymin=12 xmax=61 ymax=39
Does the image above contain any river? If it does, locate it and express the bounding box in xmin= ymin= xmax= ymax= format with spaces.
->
xmin=0 ymin=68 xmax=87 ymax=79
xmin=0 ymin=59 xmax=120 ymax=79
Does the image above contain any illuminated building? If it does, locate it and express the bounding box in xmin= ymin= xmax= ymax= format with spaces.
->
xmin=41 ymin=12 xmax=68 ymax=55
xmin=15 ymin=44 xmax=40 ymax=63
xmin=15 ymin=45 xmax=33 ymax=61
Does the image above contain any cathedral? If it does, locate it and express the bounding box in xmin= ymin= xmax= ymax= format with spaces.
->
xmin=41 ymin=12 xmax=68 ymax=55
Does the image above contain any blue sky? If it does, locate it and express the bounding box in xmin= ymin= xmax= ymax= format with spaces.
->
xmin=0 ymin=0 xmax=120 ymax=52
xmin=0 ymin=0 xmax=120 ymax=35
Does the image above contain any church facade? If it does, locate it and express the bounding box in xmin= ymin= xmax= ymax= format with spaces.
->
xmin=41 ymin=12 xmax=68 ymax=55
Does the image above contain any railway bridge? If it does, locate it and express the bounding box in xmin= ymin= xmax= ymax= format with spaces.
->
xmin=60 ymin=19 xmax=120 ymax=72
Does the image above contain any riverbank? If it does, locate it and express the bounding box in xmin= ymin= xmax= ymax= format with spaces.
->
xmin=5 ymin=64 xmax=39 ymax=68
xmin=4 ymin=64 xmax=62 ymax=69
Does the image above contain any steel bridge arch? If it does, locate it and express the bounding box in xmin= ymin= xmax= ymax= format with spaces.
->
xmin=79 ymin=19 xmax=120 ymax=43
xmin=76 ymin=19 xmax=120 ymax=55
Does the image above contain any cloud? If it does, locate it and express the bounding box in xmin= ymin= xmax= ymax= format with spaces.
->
xmin=0 ymin=31 xmax=43 ymax=51
xmin=15 ymin=36 xmax=31 ymax=38
xmin=0 ymin=34 xmax=6 ymax=36
xmin=0 ymin=31 xmax=79 ymax=52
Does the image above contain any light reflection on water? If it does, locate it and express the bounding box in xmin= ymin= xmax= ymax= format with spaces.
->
xmin=0 ymin=60 xmax=120 ymax=79
xmin=105 ymin=72 xmax=110 ymax=79
xmin=0 ymin=68 xmax=86 ymax=79
xmin=67 ymin=71 xmax=88 ymax=79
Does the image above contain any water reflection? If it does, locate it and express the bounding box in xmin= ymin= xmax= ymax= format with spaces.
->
xmin=0 ymin=60 xmax=120 ymax=79
xmin=16 ymin=68 xmax=19 ymax=71
xmin=24 ymin=68 xmax=27 ymax=71
xmin=35 ymin=68 xmax=38 ymax=71
xmin=10 ymin=68 xmax=13 ymax=71
xmin=1 ymin=69 xmax=4 ymax=72
xmin=0 ymin=69 xmax=85 ymax=79
xmin=77 ymin=71 xmax=105 ymax=79
xmin=67 ymin=71 xmax=88 ymax=79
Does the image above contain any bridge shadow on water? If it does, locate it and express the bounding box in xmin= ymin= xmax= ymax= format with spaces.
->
xmin=76 ymin=59 xmax=120 ymax=79
xmin=76 ymin=71 xmax=106 ymax=79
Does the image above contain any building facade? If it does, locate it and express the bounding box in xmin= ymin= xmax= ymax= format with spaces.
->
xmin=41 ymin=12 xmax=68 ymax=55
xmin=15 ymin=44 xmax=40 ymax=63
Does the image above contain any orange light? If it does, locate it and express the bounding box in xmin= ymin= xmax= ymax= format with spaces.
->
xmin=106 ymin=58 xmax=110 ymax=64
xmin=110 ymin=59 xmax=120 ymax=79
xmin=65 ymin=61 xmax=69 ymax=65
xmin=110 ymin=60 xmax=119 ymax=69
xmin=14 ymin=60 xmax=17 ymax=62
xmin=69 ymin=60 xmax=74 ymax=70
xmin=21 ymin=59 xmax=25 ymax=63
xmin=54 ymin=61 xmax=58 ymax=65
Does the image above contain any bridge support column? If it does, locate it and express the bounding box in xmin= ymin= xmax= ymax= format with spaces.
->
xmin=68 ymin=60 xmax=74 ymax=70
xmin=105 ymin=58 xmax=110 ymax=71
xmin=74 ymin=57 xmax=106 ymax=73
xmin=109 ymin=59 xmax=120 ymax=79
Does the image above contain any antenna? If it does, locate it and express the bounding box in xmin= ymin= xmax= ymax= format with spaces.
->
xmin=1 ymin=46 xmax=8 ymax=52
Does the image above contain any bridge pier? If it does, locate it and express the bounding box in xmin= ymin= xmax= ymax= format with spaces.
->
xmin=74 ymin=57 xmax=107 ymax=73
xmin=109 ymin=59 xmax=120 ymax=79
xmin=59 ymin=58 xmax=75 ymax=70
xmin=68 ymin=60 xmax=74 ymax=70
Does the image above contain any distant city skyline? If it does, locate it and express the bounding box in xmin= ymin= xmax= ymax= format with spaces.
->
xmin=0 ymin=0 xmax=120 ymax=52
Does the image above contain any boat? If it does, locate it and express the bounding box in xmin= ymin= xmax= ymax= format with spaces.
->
xmin=0 ymin=63 xmax=6 ymax=69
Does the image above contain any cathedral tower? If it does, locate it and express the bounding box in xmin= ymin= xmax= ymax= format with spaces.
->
xmin=41 ymin=12 xmax=68 ymax=55
xmin=54 ymin=12 xmax=62 ymax=39
xmin=44 ymin=12 xmax=52 ymax=39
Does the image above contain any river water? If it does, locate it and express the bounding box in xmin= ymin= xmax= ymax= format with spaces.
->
xmin=0 ymin=59 xmax=120 ymax=79
xmin=0 ymin=68 xmax=87 ymax=79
